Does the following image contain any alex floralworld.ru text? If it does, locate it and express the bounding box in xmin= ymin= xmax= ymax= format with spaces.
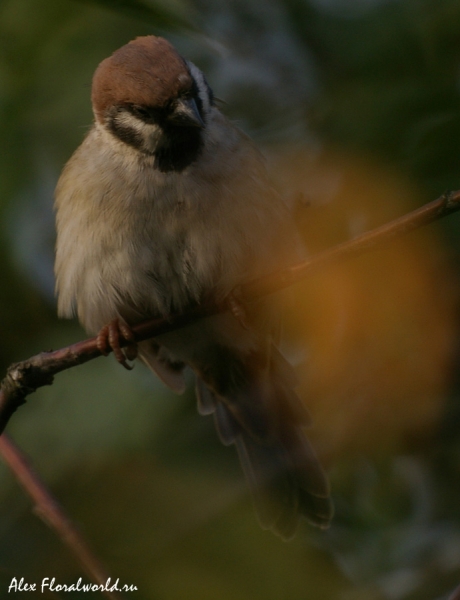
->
xmin=8 ymin=576 xmax=138 ymax=593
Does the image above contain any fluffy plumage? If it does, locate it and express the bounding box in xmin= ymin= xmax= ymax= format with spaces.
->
xmin=54 ymin=36 xmax=333 ymax=538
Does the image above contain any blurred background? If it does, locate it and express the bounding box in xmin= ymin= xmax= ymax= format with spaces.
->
xmin=2 ymin=0 xmax=460 ymax=598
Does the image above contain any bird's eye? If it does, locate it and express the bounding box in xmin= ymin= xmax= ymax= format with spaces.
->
xmin=131 ymin=105 xmax=152 ymax=120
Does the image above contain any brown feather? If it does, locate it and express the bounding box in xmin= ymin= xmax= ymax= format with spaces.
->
xmin=92 ymin=36 xmax=192 ymax=122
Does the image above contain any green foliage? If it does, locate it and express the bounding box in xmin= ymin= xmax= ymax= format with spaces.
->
xmin=2 ymin=0 xmax=460 ymax=598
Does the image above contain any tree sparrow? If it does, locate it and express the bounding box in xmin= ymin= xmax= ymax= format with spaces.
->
xmin=54 ymin=36 xmax=333 ymax=538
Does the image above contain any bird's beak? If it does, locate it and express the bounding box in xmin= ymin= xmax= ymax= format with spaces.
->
xmin=168 ymin=97 xmax=205 ymax=128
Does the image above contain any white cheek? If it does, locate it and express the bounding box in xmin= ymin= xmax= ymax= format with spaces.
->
xmin=115 ymin=111 xmax=146 ymax=132
xmin=143 ymin=125 xmax=163 ymax=152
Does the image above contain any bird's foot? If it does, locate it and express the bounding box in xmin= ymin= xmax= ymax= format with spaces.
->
xmin=96 ymin=318 xmax=138 ymax=370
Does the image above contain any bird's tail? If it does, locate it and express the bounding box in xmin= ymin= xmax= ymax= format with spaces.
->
xmin=195 ymin=347 xmax=333 ymax=539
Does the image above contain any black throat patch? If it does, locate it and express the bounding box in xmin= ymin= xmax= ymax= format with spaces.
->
xmin=153 ymin=124 xmax=204 ymax=173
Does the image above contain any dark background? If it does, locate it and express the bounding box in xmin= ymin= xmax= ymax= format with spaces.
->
xmin=1 ymin=0 xmax=460 ymax=598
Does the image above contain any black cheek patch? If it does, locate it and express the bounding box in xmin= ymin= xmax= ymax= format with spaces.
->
xmin=107 ymin=111 xmax=146 ymax=153
xmin=106 ymin=106 xmax=205 ymax=172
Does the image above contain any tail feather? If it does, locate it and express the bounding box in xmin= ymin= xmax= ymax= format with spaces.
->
xmin=236 ymin=421 xmax=333 ymax=538
xmin=281 ymin=429 xmax=330 ymax=498
xmin=196 ymin=362 xmax=334 ymax=539
xmin=234 ymin=431 xmax=297 ymax=536
xmin=273 ymin=379 xmax=312 ymax=426
xmin=233 ymin=424 xmax=332 ymax=539
xmin=139 ymin=340 xmax=186 ymax=394
xmin=298 ymin=489 xmax=334 ymax=527
xmin=195 ymin=377 xmax=217 ymax=416
xmin=213 ymin=402 xmax=239 ymax=446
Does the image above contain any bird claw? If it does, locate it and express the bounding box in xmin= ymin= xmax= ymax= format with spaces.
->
xmin=96 ymin=318 xmax=138 ymax=370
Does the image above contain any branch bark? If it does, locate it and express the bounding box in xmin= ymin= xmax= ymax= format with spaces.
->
xmin=1 ymin=190 xmax=460 ymax=435
xmin=449 ymin=583 xmax=460 ymax=600
xmin=1 ymin=189 xmax=460 ymax=596
xmin=0 ymin=434 xmax=125 ymax=600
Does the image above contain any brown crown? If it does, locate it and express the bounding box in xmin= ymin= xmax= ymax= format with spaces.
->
xmin=91 ymin=36 xmax=193 ymax=122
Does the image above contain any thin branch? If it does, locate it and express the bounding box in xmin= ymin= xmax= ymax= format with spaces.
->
xmin=1 ymin=190 xmax=460 ymax=435
xmin=242 ymin=189 xmax=460 ymax=298
xmin=449 ymin=583 xmax=460 ymax=600
xmin=0 ymin=189 xmax=460 ymax=595
xmin=0 ymin=434 xmax=125 ymax=600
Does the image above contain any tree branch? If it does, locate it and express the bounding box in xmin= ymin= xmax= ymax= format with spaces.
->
xmin=1 ymin=189 xmax=460 ymax=595
xmin=449 ymin=583 xmax=460 ymax=600
xmin=0 ymin=434 xmax=125 ymax=600
xmin=1 ymin=190 xmax=460 ymax=435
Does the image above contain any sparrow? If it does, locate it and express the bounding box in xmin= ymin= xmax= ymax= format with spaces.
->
xmin=54 ymin=35 xmax=333 ymax=539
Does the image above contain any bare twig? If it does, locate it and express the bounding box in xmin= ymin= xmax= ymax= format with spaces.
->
xmin=242 ymin=189 xmax=460 ymax=298
xmin=448 ymin=583 xmax=460 ymax=600
xmin=0 ymin=189 xmax=460 ymax=595
xmin=0 ymin=434 xmax=125 ymax=600
xmin=1 ymin=190 xmax=460 ymax=435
